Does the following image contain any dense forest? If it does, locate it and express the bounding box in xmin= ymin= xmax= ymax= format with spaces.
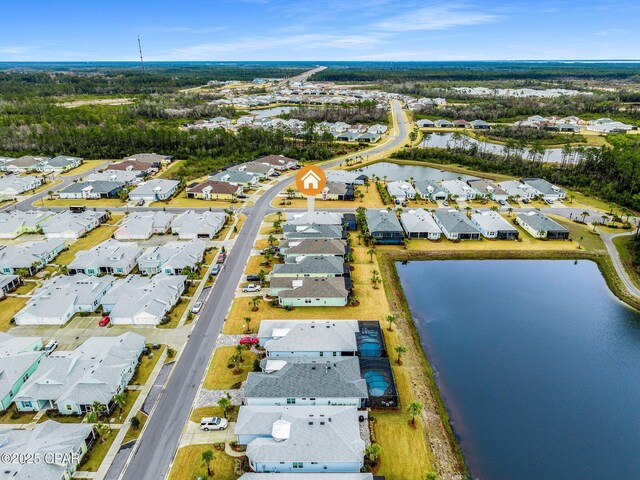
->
xmin=392 ymin=135 xmax=640 ymax=212
xmin=481 ymin=126 xmax=586 ymax=146
xmin=280 ymin=100 xmax=388 ymax=124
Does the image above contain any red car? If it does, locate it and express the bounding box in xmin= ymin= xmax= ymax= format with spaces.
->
xmin=99 ymin=315 xmax=111 ymax=327
xmin=240 ymin=336 xmax=259 ymax=346
xmin=217 ymin=253 xmax=226 ymax=264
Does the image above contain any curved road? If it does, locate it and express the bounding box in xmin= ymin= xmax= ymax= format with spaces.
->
xmin=602 ymin=231 xmax=640 ymax=298
xmin=119 ymin=100 xmax=408 ymax=480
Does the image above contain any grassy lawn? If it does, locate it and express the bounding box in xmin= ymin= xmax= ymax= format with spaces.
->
xmin=77 ymin=430 xmax=118 ymax=472
xmin=156 ymin=160 xmax=184 ymax=179
xmin=38 ymin=198 xmax=126 ymax=207
xmin=130 ymin=345 xmax=166 ymax=386
xmin=372 ymin=412 xmax=436 ymax=480
xmin=0 ymin=408 xmax=36 ymax=424
xmin=0 ymin=296 xmax=29 ymax=331
xmin=254 ymin=238 xmax=270 ymax=250
xmin=111 ymin=389 xmax=141 ymax=424
xmin=157 ymin=298 xmax=189 ymax=329
xmin=613 ymin=234 xmax=640 ymax=289
xmin=202 ymin=346 xmax=258 ymax=390
xmin=203 ymin=248 xmax=219 ymax=266
xmin=38 ymin=410 xmax=85 ymax=423
xmin=190 ymin=406 xmax=239 ymax=423
xmin=122 ymin=412 xmax=147 ymax=444
xmin=55 ymin=224 xmax=120 ymax=265
xmin=13 ymin=282 xmax=36 ymax=295
xmin=258 ymin=225 xmax=276 ymax=235
xmin=231 ymin=213 xmax=246 ymax=239
xmin=167 ymin=445 xmax=237 ymax=480
xmin=184 ymin=281 xmax=201 ymax=298
xmin=59 ymin=160 xmax=106 ymax=177
xmin=270 ymin=187 xmax=384 ymax=209
xmin=566 ymin=189 xmax=634 ymax=215
xmin=243 ymin=256 xmax=272 ymax=275
xmin=30 ymin=179 xmax=63 ymax=196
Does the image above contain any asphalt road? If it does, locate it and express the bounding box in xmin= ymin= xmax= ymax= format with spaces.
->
xmin=602 ymin=231 xmax=640 ymax=298
xmin=119 ymin=100 xmax=408 ymax=480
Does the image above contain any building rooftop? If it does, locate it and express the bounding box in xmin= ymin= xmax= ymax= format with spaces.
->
xmin=170 ymin=210 xmax=226 ymax=237
xmin=186 ymin=180 xmax=241 ymax=195
xmin=433 ymin=209 xmax=481 ymax=234
xmin=273 ymin=255 xmax=346 ymax=276
xmin=516 ymin=211 xmax=569 ymax=232
xmin=400 ymin=209 xmax=442 ymax=234
xmin=68 ymin=239 xmax=142 ymax=272
xmin=285 ymin=211 xmax=344 ymax=226
xmin=283 ymin=223 xmax=344 ymax=239
xmin=325 ymin=170 xmax=367 ymax=184
xmin=60 ymin=181 xmax=124 ymax=196
xmin=467 ymin=179 xmax=508 ymax=197
xmin=138 ymin=239 xmax=206 ymax=271
xmin=280 ymin=238 xmax=347 ymax=256
xmin=471 ymin=211 xmax=518 ymax=232
xmin=273 ymin=277 xmax=349 ymax=299
xmin=129 ymin=179 xmax=179 ymax=196
xmin=0 ymin=210 xmax=55 ymax=236
xmin=114 ymin=211 xmax=175 ymax=239
xmin=365 ymin=209 xmax=403 ymax=234
xmin=520 ymin=178 xmax=566 ymax=196
xmin=258 ymin=320 xmax=359 ymax=354
xmin=0 ymin=239 xmax=64 ymax=269
xmin=41 ymin=210 xmax=104 ymax=237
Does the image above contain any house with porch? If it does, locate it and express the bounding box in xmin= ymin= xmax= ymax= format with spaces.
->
xmin=441 ymin=180 xmax=478 ymax=201
xmin=85 ymin=170 xmax=141 ymax=185
xmin=280 ymin=238 xmax=348 ymax=262
xmin=41 ymin=210 xmax=107 ymax=239
xmin=283 ymin=223 xmax=346 ymax=240
xmin=467 ymin=179 xmax=509 ymax=202
xmin=272 ymin=256 xmax=348 ymax=279
xmin=0 ymin=175 xmax=44 ymax=197
xmin=170 ymin=210 xmax=227 ymax=239
xmin=113 ymin=211 xmax=175 ymax=240
xmin=128 ymin=179 xmax=179 ymax=202
xmin=231 ymin=161 xmax=274 ymax=179
xmin=365 ymin=209 xmax=405 ymax=245
xmin=236 ymin=405 xmax=365 ymax=474
xmin=0 ymin=239 xmax=66 ymax=275
xmin=400 ymin=209 xmax=442 ymax=240
xmin=186 ymin=180 xmax=242 ymax=201
xmin=209 ymin=170 xmax=259 ymax=187
xmin=471 ymin=211 xmax=519 ymax=240
xmin=386 ymin=181 xmax=416 ymax=202
xmin=58 ymin=180 xmax=124 ymax=199
xmin=520 ymin=178 xmax=567 ymax=201
xmin=137 ymin=239 xmax=206 ymax=275
xmin=414 ymin=179 xmax=448 ymax=201
xmin=497 ymin=180 xmax=536 ymax=201
xmin=255 ymin=155 xmax=299 ymax=170
xmin=14 ymin=332 xmax=144 ymax=415
xmin=0 ymin=210 xmax=56 ymax=239
xmin=515 ymin=211 xmax=570 ymax=239
xmin=68 ymin=239 xmax=142 ymax=276
xmin=258 ymin=320 xmax=359 ymax=357
xmin=272 ymin=277 xmax=349 ymax=307
xmin=432 ymin=210 xmax=481 ymax=240
xmin=42 ymin=156 xmax=83 ymax=172
xmin=0 ymin=333 xmax=43 ymax=412
xmin=244 ymin=356 xmax=368 ymax=407
xmin=0 ymin=275 xmax=21 ymax=298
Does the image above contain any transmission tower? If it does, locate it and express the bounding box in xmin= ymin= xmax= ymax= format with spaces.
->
xmin=137 ymin=35 xmax=145 ymax=72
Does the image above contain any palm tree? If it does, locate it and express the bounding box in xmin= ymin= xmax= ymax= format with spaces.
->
xmin=263 ymin=251 xmax=273 ymax=266
xmin=367 ymin=248 xmax=376 ymax=263
xmin=235 ymin=344 xmax=247 ymax=362
xmin=386 ymin=314 xmax=397 ymax=332
xmin=244 ymin=317 xmax=252 ymax=333
xmin=464 ymin=206 xmax=472 ymax=218
xmin=57 ymin=264 xmax=69 ymax=275
xmin=249 ymin=297 xmax=261 ymax=312
xmin=370 ymin=269 xmax=381 ymax=289
xmin=14 ymin=267 xmax=30 ymax=279
xmin=356 ymin=233 xmax=363 ymax=245
xmin=407 ymin=401 xmax=423 ymax=425
xmin=257 ymin=269 xmax=266 ymax=286
xmin=359 ymin=192 xmax=365 ymax=203
xmin=230 ymin=352 xmax=242 ymax=374
xmin=507 ymin=207 xmax=513 ymax=217
xmin=218 ymin=395 xmax=231 ymax=419
xmin=201 ymin=449 xmax=215 ymax=477
xmin=581 ymin=211 xmax=590 ymax=223
xmin=395 ymin=345 xmax=407 ymax=365
xmin=273 ymin=220 xmax=282 ymax=234
xmin=364 ymin=443 xmax=382 ymax=465
xmin=267 ymin=234 xmax=277 ymax=247
xmin=112 ymin=392 xmax=127 ymax=415
xmin=286 ymin=187 xmax=295 ymax=199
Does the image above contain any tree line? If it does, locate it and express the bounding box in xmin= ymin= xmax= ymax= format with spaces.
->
xmin=280 ymin=100 xmax=388 ymax=124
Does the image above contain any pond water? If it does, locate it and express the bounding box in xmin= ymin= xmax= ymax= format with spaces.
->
xmin=249 ymin=106 xmax=293 ymax=118
xmin=398 ymin=260 xmax=640 ymax=480
xmin=352 ymin=161 xmax=480 ymax=183
xmin=420 ymin=132 xmax=567 ymax=163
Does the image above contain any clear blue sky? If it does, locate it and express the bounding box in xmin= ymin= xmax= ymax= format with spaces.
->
xmin=2 ymin=0 xmax=638 ymax=61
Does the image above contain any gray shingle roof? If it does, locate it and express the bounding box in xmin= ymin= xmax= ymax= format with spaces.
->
xmin=433 ymin=210 xmax=481 ymax=234
xmin=400 ymin=209 xmax=442 ymax=234
xmin=280 ymin=238 xmax=347 ymax=256
xmin=60 ymin=181 xmax=124 ymax=195
xmin=244 ymin=357 xmax=368 ymax=399
xmin=283 ymin=223 xmax=344 ymax=239
xmin=273 ymin=277 xmax=348 ymax=299
xmin=258 ymin=320 xmax=359 ymax=353
xmin=365 ymin=209 xmax=403 ymax=234
xmin=0 ymin=239 xmax=64 ymax=269
xmin=272 ymin=256 xmax=345 ymax=276
xmin=516 ymin=211 xmax=569 ymax=233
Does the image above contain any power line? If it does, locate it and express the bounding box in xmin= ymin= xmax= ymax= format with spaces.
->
xmin=137 ymin=35 xmax=145 ymax=72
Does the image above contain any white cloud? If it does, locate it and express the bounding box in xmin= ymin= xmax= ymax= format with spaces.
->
xmin=375 ymin=4 xmax=500 ymax=32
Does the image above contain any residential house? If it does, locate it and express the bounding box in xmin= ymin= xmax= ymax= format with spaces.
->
xmin=357 ymin=132 xmax=380 ymax=143
xmin=336 ymin=131 xmax=360 ymax=142
xmin=137 ymin=239 xmax=206 ymax=275
xmin=0 ymin=175 xmax=44 ymax=197
xmin=467 ymin=179 xmax=509 ymax=202
xmin=386 ymin=181 xmax=416 ymax=202
xmin=255 ymin=155 xmax=299 ymax=170
xmin=400 ymin=209 xmax=442 ymax=240
xmin=515 ymin=211 xmax=570 ymax=239
xmin=325 ymin=170 xmax=367 ymax=185
xmin=0 ymin=210 xmax=55 ymax=239
xmin=285 ymin=211 xmax=344 ymax=226
xmin=106 ymin=160 xmax=154 ymax=175
xmin=319 ymin=181 xmax=354 ymax=201
xmin=68 ymin=239 xmax=142 ymax=276
xmin=14 ymin=333 xmax=144 ymax=415
xmin=272 ymin=277 xmax=349 ymax=307
xmin=128 ymin=179 xmax=179 ymax=201
xmin=0 ymin=333 xmax=43 ymax=411
xmin=14 ymin=274 xmax=115 ymax=325
xmin=441 ymin=180 xmax=477 ymax=201
xmin=244 ymin=356 xmax=368 ymax=407
xmin=85 ymin=170 xmax=141 ymax=184
xmin=557 ymin=123 xmax=581 ymax=132
xmin=41 ymin=210 xmax=107 ymax=239
xmin=0 ymin=421 xmax=95 ymax=479
xmin=43 ymin=156 xmax=83 ymax=172
xmin=170 ymin=210 xmax=227 ymax=239
xmin=123 ymin=153 xmax=174 ymax=167
xmin=368 ymin=124 xmax=388 ymax=134
xmin=471 ymin=211 xmax=519 ymax=240
xmin=435 ymin=119 xmax=453 ymax=128
xmin=365 ymin=209 xmax=404 ymax=245
xmin=0 ymin=239 xmax=66 ymax=275
xmin=236 ymin=405 xmax=365 ymax=474
xmin=58 ymin=180 xmax=124 ymax=199
xmin=452 ymin=119 xmax=470 ymax=129
xmin=470 ymin=119 xmax=490 ymax=129
xmin=113 ymin=211 xmax=175 ymax=240
xmin=258 ymin=320 xmax=359 ymax=357
xmin=2 ymin=156 xmax=50 ymax=173
xmin=520 ymin=178 xmax=566 ymax=201
xmin=209 ymin=170 xmax=259 ymax=187
xmin=280 ymin=239 xmax=348 ymax=262
xmin=0 ymin=275 xmax=21 ymax=298
xmin=101 ymin=274 xmax=186 ymax=325
xmin=283 ymin=223 xmax=346 ymax=240
xmin=414 ymin=179 xmax=448 ymax=201
xmin=272 ymin=256 xmax=347 ymax=278
xmin=186 ymin=180 xmax=242 ymax=200
xmin=497 ymin=180 xmax=535 ymax=201
xmin=231 ymin=161 xmax=274 ymax=179
xmin=432 ymin=210 xmax=481 ymax=240
xmin=417 ymin=119 xmax=435 ymax=128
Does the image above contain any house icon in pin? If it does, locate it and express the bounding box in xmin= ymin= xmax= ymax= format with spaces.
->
xmin=301 ymin=170 xmax=321 ymax=190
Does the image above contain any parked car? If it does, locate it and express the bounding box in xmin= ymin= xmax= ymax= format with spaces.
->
xmin=443 ymin=201 xmax=450 ymax=207
xmin=211 ymin=264 xmax=221 ymax=275
xmin=240 ymin=336 xmax=259 ymax=345
xmin=43 ymin=340 xmax=58 ymax=356
xmin=98 ymin=315 xmax=110 ymax=327
xmin=243 ymin=284 xmax=261 ymax=293
xmin=271 ymin=172 xmax=281 ymax=177
xmin=521 ymin=198 xmax=530 ymax=204
xmin=237 ymin=194 xmax=248 ymax=199
xmin=200 ymin=417 xmax=228 ymax=431
xmin=217 ymin=253 xmax=226 ymax=264
xmin=136 ymin=199 xmax=145 ymax=206
xmin=498 ymin=199 xmax=507 ymax=206
xmin=545 ymin=198 xmax=554 ymax=205
xmin=246 ymin=274 xmax=260 ymax=282
xmin=191 ymin=301 xmax=203 ymax=314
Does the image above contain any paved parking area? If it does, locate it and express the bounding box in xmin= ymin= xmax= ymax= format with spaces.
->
xmin=178 ymin=421 xmax=237 ymax=447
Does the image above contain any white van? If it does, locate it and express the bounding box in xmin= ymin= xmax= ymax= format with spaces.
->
xmin=200 ymin=417 xmax=228 ymax=431
xmin=43 ymin=340 xmax=58 ymax=356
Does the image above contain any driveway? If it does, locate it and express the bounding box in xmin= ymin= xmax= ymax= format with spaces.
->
xmin=178 ymin=421 xmax=236 ymax=447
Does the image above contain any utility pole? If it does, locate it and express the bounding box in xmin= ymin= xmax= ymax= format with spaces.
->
xmin=137 ymin=35 xmax=145 ymax=72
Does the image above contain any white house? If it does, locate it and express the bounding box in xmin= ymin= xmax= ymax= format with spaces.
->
xmin=498 ymin=180 xmax=536 ymax=201
xmin=470 ymin=211 xmax=519 ymax=240
xmin=114 ymin=211 xmax=175 ymax=240
xmin=41 ymin=210 xmax=107 ymax=239
xmin=101 ymin=274 xmax=186 ymax=325
xmin=170 ymin=210 xmax=227 ymax=239
xmin=67 ymin=239 xmax=143 ymax=276
xmin=519 ymin=178 xmax=566 ymax=201
xmin=0 ymin=175 xmax=44 ymax=197
xmin=432 ymin=209 xmax=481 ymax=240
xmin=440 ymin=180 xmax=477 ymax=201
xmin=400 ymin=209 xmax=442 ymax=240
xmin=0 ymin=239 xmax=66 ymax=275
xmin=137 ymin=239 xmax=206 ymax=275
xmin=258 ymin=320 xmax=359 ymax=357
xmin=236 ymin=405 xmax=365 ymax=474
xmin=128 ymin=179 xmax=179 ymax=201
xmin=0 ymin=210 xmax=55 ymax=239
xmin=14 ymin=274 xmax=115 ymax=326
xmin=14 ymin=333 xmax=144 ymax=415
xmin=386 ymin=181 xmax=416 ymax=201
